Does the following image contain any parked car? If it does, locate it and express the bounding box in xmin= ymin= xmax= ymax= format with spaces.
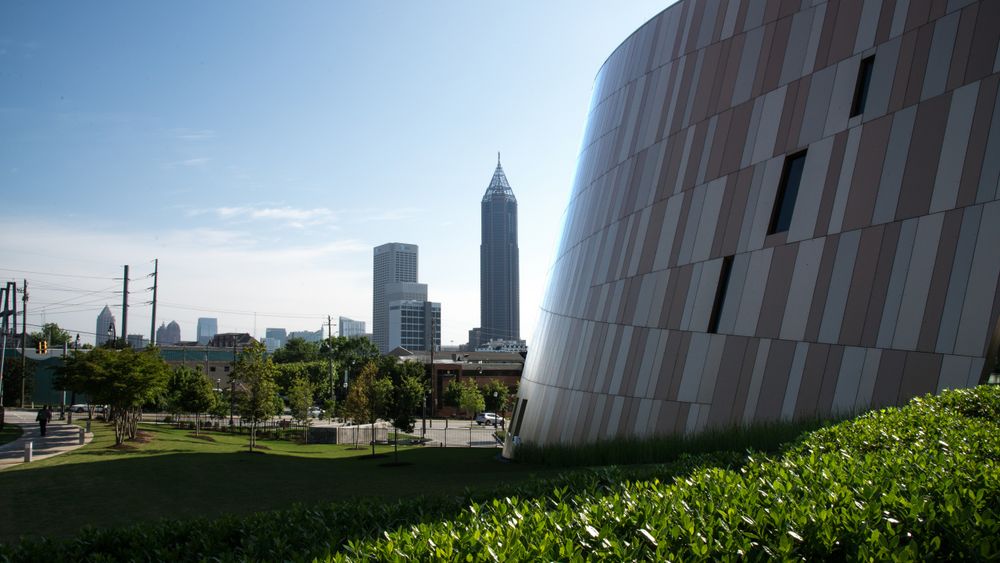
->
xmin=474 ymin=412 xmax=504 ymax=426
xmin=308 ymin=406 xmax=324 ymax=418
xmin=69 ymin=404 xmax=88 ymax=413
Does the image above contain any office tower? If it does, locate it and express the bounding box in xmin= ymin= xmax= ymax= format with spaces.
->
xmin=155 ymin=321 xmax=182 ymax=345
xmin=288 ymin=328 xmax=324 ymax=342
xmin=95 ymin=305 xmax=116 ymax=346
xmin=338 ymin=317 xmax=366 ymax=338
xmin=480 ymin=155 xmax=520 ymax=342
xmin=387 ymin=300 xmax=440 ymax=352
xmin=196 ymin=317 xmax=218 ymax=345
xmin=264 ymin=327 xmax=287 ymax=352
xmin=373 ymin=243 xmax=418 ymax=353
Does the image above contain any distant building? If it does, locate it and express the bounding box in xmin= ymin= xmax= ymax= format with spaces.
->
xmin=126 ymin=334 xmax=148 ymax=349
xmin=208 ymin=332 xmax=256 ymax=350
xmin=288 ymin=328 xmax=324 ymax=342
xmin=476 ymin=338 xmax=527 ymax=354
xmin=95 ymin=305 xmax=116 ymax=346
xmin=155 ymin=321 xmax=181 ymax=345
xmin=479 ymin=155 xmax=520 ymax=343
xmin=387 ymin=299 xmax=440 ymax=352
xmin=196 ymin=318 xmax=218 ymax=345
xmin=338 ymin=316 xmax=366 ymax=338
xmin=264 ymin=327 xmax=287 ymax=352
xmin=373 ymin=243 xmax=419 ymax=353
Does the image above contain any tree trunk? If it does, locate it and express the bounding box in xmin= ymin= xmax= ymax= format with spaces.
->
xmin=195 ymin=412 xmax=201 ymax=435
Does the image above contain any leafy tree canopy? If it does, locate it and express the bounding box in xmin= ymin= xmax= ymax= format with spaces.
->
xmin=270 ymin=338 xmax=320 ymax=364
xmin=30 ymin=322 xmax=72 ymax=346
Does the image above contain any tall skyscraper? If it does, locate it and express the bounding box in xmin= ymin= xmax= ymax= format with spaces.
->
xmin=196 ymin=317 xmax=218 ymax=345
xmin=95 ymin=305 xmax=116 ymax=346
xmin=155 ymin=321 xmax=182 ymax=345
xmin=373 ymin=243 xmax=418 ymax=352
xmin=479 ymin=154 xmax=520 ymax=342
xmin=338 ymin=316 xmax=366 ymax=338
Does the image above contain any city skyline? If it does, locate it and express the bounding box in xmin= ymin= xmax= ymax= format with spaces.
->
xmin=0 ymin=2 xmax=673 ymax=346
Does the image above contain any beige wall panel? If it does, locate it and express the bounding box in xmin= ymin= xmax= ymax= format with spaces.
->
xmin=757 ymin=243 xmax=799 ymax=338
xmin=876 ymin=218 xmax=919 ymax=348
xmin=843 ymin=116 xmax=893 ymax=231
xmin=780 ymin=237 xmax=825 ymax=340
xmin=826 ymin=125 xmax=863 ymax=234
xmin=896 ymin=94 xmax=952 ymax=220
xmin=793 ymin=342 xmax=831 ymax=417
xmin=742 ymin=338 xmax=772 ymax=423
xmin=734 ymin=248 xmax=774 ymax=336
xmin=892 ymin=212 xmax=945 ymax=350
xmin=787 ymin=136 xmax=835 ymax=242
xmin=957 ymin=75 xmax=998 ymax=208
xmin=916 ymin=210 xmax=963 ymax=351
xmin=819 ymin=229 xmax=863 ymax=343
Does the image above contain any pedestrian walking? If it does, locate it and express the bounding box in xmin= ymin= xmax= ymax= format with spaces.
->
xmin=36 ymin=405 xmax=53 ymax=436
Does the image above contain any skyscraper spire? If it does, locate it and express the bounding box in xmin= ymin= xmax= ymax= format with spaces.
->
xmin=498 ymin=151 xmax=501 ymax=166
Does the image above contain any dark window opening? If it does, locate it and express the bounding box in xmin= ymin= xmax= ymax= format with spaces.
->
xmin=707 ymin=255 xmax=734 ymax=334
xmin=510 ymin=398 xmax=528 ymax=436
xmin=768 ymin=151 xmax=808 ymax=235
xmin=850 ymin=56 xmax=875 ymax=117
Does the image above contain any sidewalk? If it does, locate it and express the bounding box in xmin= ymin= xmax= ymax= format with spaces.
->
xmin=0 ymin=408 xmax=94 ymax=470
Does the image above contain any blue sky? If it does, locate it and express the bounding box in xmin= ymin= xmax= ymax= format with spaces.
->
xmin=0 ymin=1 xmax=672 ymax=346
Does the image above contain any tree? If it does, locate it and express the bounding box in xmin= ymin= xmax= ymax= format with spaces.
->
xmin=270 ymin=338 xmax=320 ymax=364
xmin=56 ymin=347 xmax=170 ymax=445
xmin=482 ymin=379 xmax=510 ymax=414
xmin=231 ymin=341 xmax=280 ymax=451
xmin=2 ymin=357 xmax=35 ymax=408
xmin=456 ymin=380 xmax=485 ymax=419
xmin=344 ymin=360 xmax=392 ymax=457
xmin=29 ymin=322 xmax=72 ymax=346
xmin=167 ymin=367 xmax=217 ymax=434
xmin=388 ymin=373 xmax=425 ymax=463
xmin=287 ymin=376 xmax=313 ymax=424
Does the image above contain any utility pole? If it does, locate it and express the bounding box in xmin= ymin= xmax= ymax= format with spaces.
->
xmin=20 ymin=279 xmax=27 ymax=407
xmin=327 ymin=315 xmax=334 ymax=405
xmin=121 ymin=265 xmax=129 ymax=348
xmin=149 ymin=258 xmax=158 ymax=346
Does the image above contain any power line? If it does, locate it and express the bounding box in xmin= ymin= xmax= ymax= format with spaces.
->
xmin=0 ymin=267 xmax=115 ymax=281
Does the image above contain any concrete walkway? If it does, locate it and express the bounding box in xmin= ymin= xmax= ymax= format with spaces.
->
xmin=0 ymin=408 xmax=93 ymax=470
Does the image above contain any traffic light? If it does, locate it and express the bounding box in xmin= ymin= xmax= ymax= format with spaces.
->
xmin=38 ymin=340 xmax=48 ymax=354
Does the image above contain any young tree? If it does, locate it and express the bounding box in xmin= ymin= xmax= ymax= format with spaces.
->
xmin=287 ymin=376 xmax=313 ymax=424
xmin=232 ymin=341 xmax=280 ymax=451
xmin=344 ymin=360 xmax=392 ymax=457
xmin=167 ymin=366 xmax=217 ymax=434
xmin=388 ymin=373 xmax=426 ymax=463
xmin=57 ymin=347 xmax=169 ymax=445
xmin=457 ymin=380 xmax=485 ymax=419
xmin=482 ymin=379 xmax=510 ymax=414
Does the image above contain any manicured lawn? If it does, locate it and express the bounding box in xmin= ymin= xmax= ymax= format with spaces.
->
xmin=0 ymin=422 xmax=555 ymax=542
xmin=0 ymin=424 xmax=22 ymax=447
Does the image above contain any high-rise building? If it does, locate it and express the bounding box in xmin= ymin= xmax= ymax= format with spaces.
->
xmin=339 ymin=317 xmax=366 ymax=338
xmin=197 ymin=317 xmax=218 ymax=345
xmin=95 ymin=305 xmax=116 ymax=346
xmin=388 ymin=300 xmax=440 ymax=352
xmin=126 ymin=334 xmax=148 ymax=349
xmin=264 ymin=328 xmax=287 ymax=352
xmin=155 ymin=321 xmax=182 ymax=345
xmin=479 ymin=155 xmax=520 ymax=343
xmin=288 ymin=328 xmax=324 ymax=342
xmin=373 ymin=243 xmax=419 ymax=352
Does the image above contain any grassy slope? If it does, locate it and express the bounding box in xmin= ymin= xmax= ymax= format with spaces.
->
xmin=0 ymin=423 xmax=556 ymax=541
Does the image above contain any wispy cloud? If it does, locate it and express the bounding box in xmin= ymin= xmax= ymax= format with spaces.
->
xmin=166 ymin=157 xmax=212 ymax=168
xmin=170 ymin=128 xmax=216 ymax=141
xmin=188 ymin=205 xmax=335 ymax=229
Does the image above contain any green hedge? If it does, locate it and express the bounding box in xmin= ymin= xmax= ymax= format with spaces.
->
xmin=1 ymin=386 xmax=997 ymax=561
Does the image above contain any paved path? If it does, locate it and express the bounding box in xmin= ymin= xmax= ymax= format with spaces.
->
xmin=0 ymin=408 xmax=93 ymax=470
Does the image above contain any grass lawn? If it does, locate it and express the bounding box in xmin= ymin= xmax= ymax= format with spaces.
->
xmin=0 ymin=422 xmax=556 ymax=542
xmin=0 ymin=424 xmax=22 ymax=447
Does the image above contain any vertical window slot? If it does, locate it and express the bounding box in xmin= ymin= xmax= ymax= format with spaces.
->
xmin=708 ymin=255 xmax=734 ymax=334
xmin=768 ymin=151 xmax=808 ymax=235
xmin=850 ymin=56 xmax=875 ymax=117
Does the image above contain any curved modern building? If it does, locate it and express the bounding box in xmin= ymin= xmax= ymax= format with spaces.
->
xmin=513 ymin=0 xmax=1000 ymax=446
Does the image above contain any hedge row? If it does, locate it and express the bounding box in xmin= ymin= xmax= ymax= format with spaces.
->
xmin=2 ymin=386 xmax=997 ymax=561
xmin=331 ymin=385 xmax=999 ymax=561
